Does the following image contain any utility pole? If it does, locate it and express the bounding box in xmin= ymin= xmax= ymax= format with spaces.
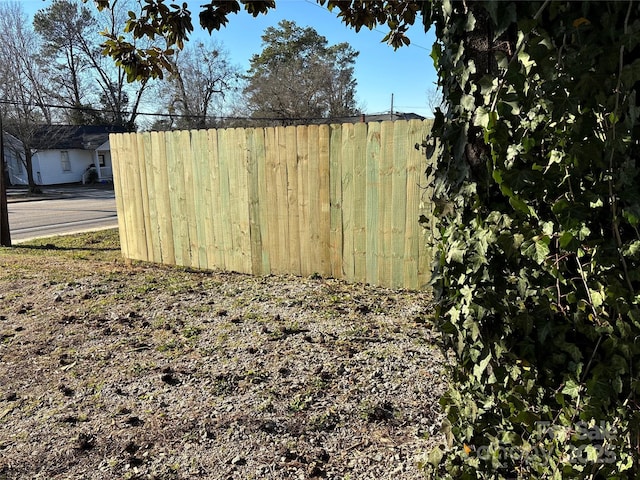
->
xmin=0 ymin=108 xmax=12 ymax=247
xmin=390 ymin=93 xmax=394 ymax=121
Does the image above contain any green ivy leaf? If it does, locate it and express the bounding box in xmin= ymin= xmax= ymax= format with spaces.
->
xmin=559 ymin=231 xmax=574 ymax=248
xmin=509 ymin=195 xmax=532 ymax=216
xmin=427 ymin=445 xmax=444 ymax=467
xmin=590 ymin=290 xmax=604 ymax=308
xmin=561 ymin=379 xmax=581 ymax=398
xmin=425 ymin=1 xmax=640 ymax=477
xmin=522 ymin=237 xmax=550 ymax=264
xmin=473 ymin=106 xmax=491 ymax=128
xmin=446 ymin=246 xmax=465 ymax=264
xmin=473 ymin=353 xmax=492 ymax=381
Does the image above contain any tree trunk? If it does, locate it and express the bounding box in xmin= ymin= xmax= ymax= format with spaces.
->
xmin=23 ymin=148 xmax=41 ymax=195
xmin=0 ymin=127 xmax=11 ymax=247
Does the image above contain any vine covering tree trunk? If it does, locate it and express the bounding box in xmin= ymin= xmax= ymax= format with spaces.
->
xmin=424 ymin=1 xmax=640 ymax=477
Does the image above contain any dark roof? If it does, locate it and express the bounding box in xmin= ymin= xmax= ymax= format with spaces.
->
xmin=30 ymin=125 xmax=128 ymax=150
xmin=361 ymin=112 xmax=426 ymax=122
xmin=311 ymin=112 xmax=426 ymax=125
xmin=1 ymin=131 xmax=24 ymax=152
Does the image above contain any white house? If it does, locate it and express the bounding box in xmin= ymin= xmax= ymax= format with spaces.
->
xmin=3 ymin=125 xmax=127 ymax=186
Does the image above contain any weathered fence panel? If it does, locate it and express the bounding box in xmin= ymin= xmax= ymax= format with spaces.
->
xmin=111 ymin=119 xmax=433 ymax=290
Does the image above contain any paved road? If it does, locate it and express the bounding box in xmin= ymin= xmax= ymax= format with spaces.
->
xmin=8 ymin=186 xmax=118 ymax=243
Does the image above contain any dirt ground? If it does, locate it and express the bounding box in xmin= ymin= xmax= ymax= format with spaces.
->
xmin=0 ymin=229 xmax=446 ymax=480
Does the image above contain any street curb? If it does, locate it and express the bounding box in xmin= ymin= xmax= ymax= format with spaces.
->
xmin=7 ymin=195 xmax=68 ymax=203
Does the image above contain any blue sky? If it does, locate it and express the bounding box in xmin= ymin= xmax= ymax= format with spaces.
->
xmin=14 ymin=0 xmax=439 ymax=117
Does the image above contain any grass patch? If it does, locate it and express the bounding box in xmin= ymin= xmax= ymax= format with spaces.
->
xmin=1 ymin=228 xmax=122 ymax=264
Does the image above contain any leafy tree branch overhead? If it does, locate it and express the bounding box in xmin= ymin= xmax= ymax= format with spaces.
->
xmin=88 ymin=0 xmax=425 ymax=81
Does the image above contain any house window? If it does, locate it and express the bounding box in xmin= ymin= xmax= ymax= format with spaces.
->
xmin=98 ymin=154 xmax=106 ymax=167
xmin=60 ymin=151 xmax=71 ymax=172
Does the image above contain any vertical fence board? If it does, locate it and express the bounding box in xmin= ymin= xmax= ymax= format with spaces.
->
xmin=284 ymin=126 xmax=301 ymax=275
xmin=296 ymin=126 xmax=311 ymax=276
xmin=318 ymin=125 xmax=332 ymax=276
xmin=403 ymin=122 xmax=420 ymax=290
xmin=124 ymin=133 xmax=148 ymax=261
xmin=141 ymin=133 xmax=161 ymax=264
xmin=182 ymin=130 xmax=195 ymax=267
xmin=118 ymin=133 xmax=137 ymax=259
xmin=151 ymin=131 xmax=175 ymax=265
xmin=168 ymin=132 xmax=188 ymax=266
xmin=416 ymin=120 xmax=434 ymax=289
xmin=253 ymin=128 xmax=270 ymax=274
xmin=120 ymin=133 xmax=136 ymax=258
xmin=329 ymin=124 xmax=343 ymax=279
xmin=339 ymin=123 xmax=355 ymax=282
xmin=403 ymin=120 xmax=426 ymax=289
xmin=235 ymin=127 xmax=252 ymax=274
xmin=190 ymin=130 xmax=210 ymax=269
xmin=274 ymin=127 xmax=290 ymax=274
xmin=135 ymin=133 xmax=153 ymax=261
xmin=110 ymin=134 xmax=129 ymax=259
xmin=263 ymin=127 xmax=281 ymax=273
xmin=217 ymin=129 xmax=234 ymax=271
xmin=352 ymin=122 xmax=368 ymax=283
xmin=306 ymin=125 xmax=321 ymax=275
xmin=365 ymin=122 xmax=381 ymax=285
xmin=222 ymin=128 xmax=246 ymax=273
xmin=206 ymin=129 xmax=224 ymax=270
xmin=377 ymin=121 xmax=395 ymax=286
xmin=227 ymin=128 xmax=242 ymax=271
xmin=163 ymin=132 xmax=182 ymax=266
xmin=179 ymin=130 xmax=198 ymax=269
xmin=246 ymin=128 xmax=262 ymax=275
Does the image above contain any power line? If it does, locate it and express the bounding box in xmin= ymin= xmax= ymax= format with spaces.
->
xmin=0 ymin=98 xmax=413 ymax=126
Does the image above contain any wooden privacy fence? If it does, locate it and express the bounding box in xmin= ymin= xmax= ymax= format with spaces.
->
xmin=110 ymin=119 xmax=433 ymax=290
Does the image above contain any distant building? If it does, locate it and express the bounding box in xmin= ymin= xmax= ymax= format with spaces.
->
xmin=3 ymin=125 xmax=127 ymax=186
xmin=312 ymin=112 xmax=427 ymax=125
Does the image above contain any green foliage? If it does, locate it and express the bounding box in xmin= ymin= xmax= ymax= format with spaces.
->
xmin=34 ymin=0 xmax=94 ymax=49
xmin=320 ymin=0 xmax=427 ymax=47
xmin=425 ymin=1 xmax=640 ymax=478
xmin=244 ymin=20 xmax=359 ymax=123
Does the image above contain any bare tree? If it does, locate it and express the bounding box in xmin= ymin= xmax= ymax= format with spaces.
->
xmin=152 ymin=40 xmax=241 ymax=130
xmin=33 ymin=0 xmax=151 ymax=129
xmin=34 ymin=0 xmax=96 ymax=124
xmin=0 ymin=2 xmax=53 ymax=194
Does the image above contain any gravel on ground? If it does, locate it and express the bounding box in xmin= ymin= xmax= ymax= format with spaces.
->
xmin=0 ymin=230 xmax=446 ymax=480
